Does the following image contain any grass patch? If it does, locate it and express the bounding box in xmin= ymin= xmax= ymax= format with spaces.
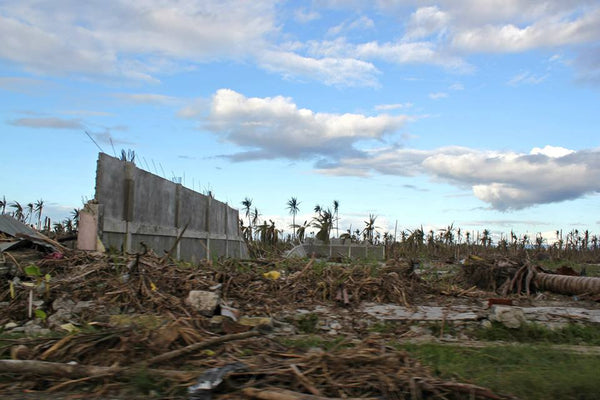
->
xmin=295 ymin=313 xmax=319 ymax=334
xmin=400 ymin=342 xmax=600 ymax=400
xmin=474 ymin=322 xmax=600 ymax=346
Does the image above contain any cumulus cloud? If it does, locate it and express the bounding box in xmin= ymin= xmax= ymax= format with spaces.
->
xmin=404 ymin=6 xmax=450 ymax=40
xmin=316 ymin=145 xmax=600 ymax=210
xmin=0 ymin=1 xmax=276 ymax=80
xmin=451 ymin=8 xmax=600 ymax=53
xmin=8 ymin=117 xmax=84 ymax=129
xmin=200 ymin=89 xmax=408 ymax=161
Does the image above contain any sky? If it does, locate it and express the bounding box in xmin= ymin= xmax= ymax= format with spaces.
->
xmin=1 ymin=0 xmax=600 ymax=242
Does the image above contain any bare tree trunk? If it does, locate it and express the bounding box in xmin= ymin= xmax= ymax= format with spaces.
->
xmin=535 ymin=272 xmax=600 ymax=295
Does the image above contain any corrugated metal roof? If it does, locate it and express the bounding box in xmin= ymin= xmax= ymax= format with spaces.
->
xmin=0 ymin=214 xmax=40 ymax=237
xmin=0 ymin=214 xmax=56 ymax=252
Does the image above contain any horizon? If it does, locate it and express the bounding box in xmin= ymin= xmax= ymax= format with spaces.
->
xmin=1 ymin=1 xmax=599 ymax=243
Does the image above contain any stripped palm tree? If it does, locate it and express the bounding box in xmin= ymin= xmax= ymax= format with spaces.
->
xmin=26 ymin=202 xmax=34 ymax=225
xmin=333 ymin=199 xmax=340 ymax=238
xmin=286 ymin=197 xmax=300 ymax=241
xmin=241 ymin=197 xmax=253 ymax=240
xmin=34 ymin=199 xmax=44 ymax=230
xmin=362 ymin=214 xmax=378 ymax=244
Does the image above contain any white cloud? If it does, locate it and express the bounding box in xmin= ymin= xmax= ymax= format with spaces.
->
xmin=114 ymin=93 xmax=179 ymax=105
xmin=327 ymin=15 xmax=374 ymax=36
xmin=404 ymin=6 xmax=450 ymax=40
xmin=315 ymin=145 xmax=600 ymax=210
xmin=8 ymin=117 xmax=84 ymax=129
xmin=294 ymin=8 xmax=321 ymax=23
xmin=530 ymin=145 xmax=575 ymax=158
xmin=257 ymin=50 xmax=380 ymax=87
xmin=451 ymin=8 xmax=600 ymax=53
xmin=201 ymin=89 xmax=408 ymax=161
xmin=0 ymin=1 xmax=277 ymax=79
xmin=429 ymin=92 xmax=448 ymax=99
xmin=508 ymin=71 xmax=548 ymax=86
xmin=449 ymin=83 xmax=464 ymax=90
xmin=375 ymin=103 xmax=413 ymax=111
xmin=0 ymin=77 xmax=53 ymax=93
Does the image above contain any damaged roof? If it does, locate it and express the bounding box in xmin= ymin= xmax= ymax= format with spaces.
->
xmin=0 ymin=214 xmax=56 ymax=252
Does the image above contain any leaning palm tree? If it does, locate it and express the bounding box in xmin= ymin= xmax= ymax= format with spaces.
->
xmin=34 ymin=199 xmax=44 ymax=230
xmin=286 ymin=197 xmax=300 ymax=241
xmin=10 ymin=201 xmax=24 ymax=222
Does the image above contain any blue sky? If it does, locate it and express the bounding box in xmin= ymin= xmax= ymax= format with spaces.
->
xmin=1 ymin=0 xmax=599 ymax=242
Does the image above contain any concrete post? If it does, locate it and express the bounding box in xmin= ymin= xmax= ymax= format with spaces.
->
xmin=124 ymin=161 xmax=135 ymax=253
xmin=206 ymin=196 xmax=212 ymax=260
xmin=175 ymin=183 xmax=182 ymax=260
xmin=225 ymin=202 xmax=229 ymax=258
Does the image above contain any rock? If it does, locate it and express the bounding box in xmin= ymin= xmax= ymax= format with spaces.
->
xmin=489 ymin=305 xmax=526 ymax=329
xmin=186 ymin=290 xmax=220 ymax=316
xmin=48 ymin=308 xmax=73 ymax=328
xmin=4 ymin=322 xmax=18 ymax=330
xmin=480 ymin=319 xmax=493 ymax=329
xmin=329 ymin=321 xmax=342 ymax=330
xmin=53 ymin=297 xmax=76 ymax=312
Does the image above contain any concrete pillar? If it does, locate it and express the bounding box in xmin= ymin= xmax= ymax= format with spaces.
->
xmin=77 ymin=203 xmax=99 ymax=251
xmin=123 ymin=161 xmax=135 ymax=253
xmin=206 ymin=196 xmax=212 ymax=260
xmin=175 ymin=184 xmax=182 ymax=260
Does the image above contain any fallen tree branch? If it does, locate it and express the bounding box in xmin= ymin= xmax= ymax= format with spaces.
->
xmin=0 ymin=359 xmax=199 ymax=381
xmin=141 ymin=329 xmax=261 ymax=366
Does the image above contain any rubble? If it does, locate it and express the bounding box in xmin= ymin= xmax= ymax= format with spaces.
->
xmin=0 ymin=245 xmax=598 ymax=399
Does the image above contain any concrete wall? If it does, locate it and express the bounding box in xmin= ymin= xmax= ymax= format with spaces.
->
xmin=287 ymin=239 xmax=385 ymax=260
xmin=89 ymin=153 xmax=247 ymax=261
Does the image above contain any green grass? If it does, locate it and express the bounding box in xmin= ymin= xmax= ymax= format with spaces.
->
xmin=473 ymin=322 xmax=600 ymax=346
xmin=400 ymin=342 xmax=600 ymax=400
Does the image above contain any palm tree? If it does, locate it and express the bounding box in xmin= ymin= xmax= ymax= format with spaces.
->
xmin=34 ymin=199 xmax=44 ymax=230
xmin=26 ymin=202 xmax=34 ymax=225
xmin=295 ymin=220 xmax=309 ymax=242
xmin=287 ymin=197 xmax=300 ymax=241
xmin=71 ymin=208 xmax=80 ymax=230
xmin=0 ymin=196 xmax=6 ymax=214
xmin=241 ymin=197 xmax=253 ymax=239
xmin=10 ymin=201 xmax=24 ymax=222
xmin=362 ymin=214 xmax=378 ymax=244
xmin=312 ymin=208 xmax=333 ymax=243
xmin=333 ymin=200 xmax=339 ymax=238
